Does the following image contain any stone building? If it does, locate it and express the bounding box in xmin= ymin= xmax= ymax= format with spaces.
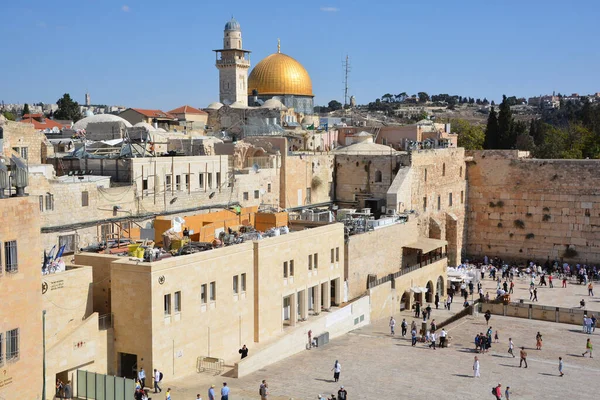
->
xmin=214 ymin=17 xmax=251 ymax=106
xmin=0 ymin=197 xmax=43 ymax=400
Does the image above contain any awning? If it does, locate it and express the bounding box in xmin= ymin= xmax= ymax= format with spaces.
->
xmin=403 ymin=237 xmax=447 ymax=253
xmin=407 ymin=286 xmax=429 ymax=294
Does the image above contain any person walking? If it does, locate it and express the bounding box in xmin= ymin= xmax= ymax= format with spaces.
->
xmin=259 ymin=380 xmax=269 ymax=400
xmin=389 ymin=317 xmax=396 ymax=335
xmin=435 ymin=293 xmax=440 ymax=309
xmin=138 ymin=367 xmax=146 ymax=389
xmin=429 ymin=331 xmax=437 ymax=349
xmin=208 ymin=385 xmax=216 ymax=400
xmin=494 ymin=330 xmax=499 ymax=344
xmin=337 ymin=386 xmax=347 ymax=400
xmin=165 ymin=388 xmax=171 ymax=400
xmin=519 ymin=347 xmax=528 ymax=368
xmin=332 ymin=360 xmax=341 ymax=382
xmin=473 ymin=356 xmax=480 ymax=378
xmin=582 ymin=338 xmax=593 ymax=358
xmin=533 ymin=287 xmax=538 ymax=302
xmin=549 ymin=274 xmax=553 ymax=288
xmin=558 ymin=357 xmax=564 ymax=377
xmin=414 ymin=301 xmax=421 ymax=318
xmin=589 ymin=282 xmax=594 ymax=296
xmin=196 ymin=394 xmax=203 ymax=400
xmin=529 ymin=287 xmax=534 ymax=300
xmin=484 ymin=310 xmax=491 ymax=325
xmin=505 ymin=386 xmax=511 ymax=400
xmin=411 ymin=327 xmax=417 ymax=346
xmin=536 ymin=332 xmax=543 ymax=350
xmin=509 ymin=281 xmax=514 ymax=294
xmin=221 ymin=382 xmax=230 ymax=400
xmin=63 ymin=381 xmax=73 ymax=400
xmin=562 ymin=277 xmax=568 ymax=288
xmin=508 ymin=338 xmax=515 ymax=358
xmin=493 ymin=384 xmax=502 ymax=400
xmin=446 ymin=296 xmax=452 ymax=310
xmin=239 ymin=344 xmax=249 ymax=359
xmin=154 ymin=369 xmax=162 ymax=393
xmin=401 ymin=318 xmax=408 ymax=337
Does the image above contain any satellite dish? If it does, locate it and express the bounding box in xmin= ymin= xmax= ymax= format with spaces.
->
xmin=252 ymin=163 xmax=260 ymax=173
xmin=259 ymin=189 xmax=266 ymax=195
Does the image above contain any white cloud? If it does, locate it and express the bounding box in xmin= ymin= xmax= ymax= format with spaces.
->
xmin=320 ymin=6 xmax=339 ymax=12
xmin=122 ymin=5 xmax=130 ymax=12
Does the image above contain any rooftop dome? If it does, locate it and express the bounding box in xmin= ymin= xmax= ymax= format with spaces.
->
xmin=84 ymin=110 xmax=94 ymax=117
xmin=133 ymin=122 xmax=156 ymax=132
xmin=333 ymin=141 xmax=399 ymax=155
xmin=248 ymin=48 xmax=313 ymax=97
xmin=72 ymin=114 xmax=132 ymax=131
xmin=261 ymin=99 xmax=287 ymax=110
xmin=206 ymin=102 xmax=224 ymax=110
xmin=224 ymin=17 xmax=240 ymax=31
xmin=229 ymin=101 xmax=248 ymax=109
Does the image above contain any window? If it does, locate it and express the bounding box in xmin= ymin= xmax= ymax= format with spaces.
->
xmin=6 ymin=329 xmax=18 ymax=361
xmin=216 ymin=172 xmax=221 ymax=188
xmin=0 ymin=333 xmax=3 ymax=365
xmin=306 ymin=188 xmax=312 ymax=203
xmin=208 ymin=173 xmax=213 ymax=189
xmin=233 ymin=275 xmax=239 ymax=293
xmin=164 ymin=294 xmax=171 ymax=316
xmin=199 ymin=174 xmax=204 ymax=189
xmin=254 ymin=190 xmax=259 ymax=199
xmin=13 ymin=147 xmax=28 ymax=160
xmin=185 ymin=174 xmax=190 ymax=191
xmin=374 ymin=170 xmax=382 ymax=183
xmin=336 ymin=247 xmax=340 ymax=262
xmin=201 ymin=284 xmax=207 ymax=304
xmin=308 ymin=254 xmax=313 ymax=270
xmin=331 ymin=248 xmax=335 ymax=263
xmin=461 ymin=190 xmax=464 ymax=204
xmin=165 ymin=175 xmax=172 ymax=191
xmin=289 ymin=260 xmax=294 ymax=276
xmin=424 ymin=169 xmax=427 ymax=182
xmin=81 ymin=191 xmax=89 ymax=207
xmin=59 ymin=235 xmax=75 ymax=253
xmin=460 ymin=166 xmax=463 ymax=177
xmin=241 ymin=273 xmax=246 ymax=292
xmin=45 ymin=193 xmax=54 ymax=211
xmin=39 ymin=195 xmax=44 ymax=212
xmin=314 ymin=253 xmax=319 ymax=269
xmin=4 ymin=241 xmax=18 ymax=273
xmin=243 ymin=192 xmax=249 ymax=201
xmin=175 ymin=175 xmax=181 ymax=191
xmin=437 ymin=195 xmax=441 ymax=211
xmin=209 ymin=281 xmax=216 ymax=301
xmin=442 ymin=163 xmax=446 ymax=176
xmin=382 ymin=138 xmax=387 ymax=145
xmin=174 ymin=291 xmax=181 ymax=312
xmin=267 ymin=183 xmax=272 ymax=193
xmin=449 ymin=192 xmax=453 ymax=207
xmin=423 ymin=196 xmax=427 ymax=212
xmin=283 ymin=261 xmax=288 ymax=278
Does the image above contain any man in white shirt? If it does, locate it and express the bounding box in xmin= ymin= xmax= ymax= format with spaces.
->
xmin=439 ymin=328 xmax=447 ymax=348
xmin=429 ymin=331 xmax=437 ymax=349
xmin=473 ymin=356 xmax=480 ymax=377
xmin=138 ymin=367 xmax=146 ymax=389
xmin=389 ymin=317 xmax=396 ymax=335
xmin=154 ymin=369 xmax=162 ymax=393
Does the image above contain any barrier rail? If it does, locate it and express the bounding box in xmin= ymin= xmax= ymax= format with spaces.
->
xmin=196 ymin=356 xmax=224 ymax=375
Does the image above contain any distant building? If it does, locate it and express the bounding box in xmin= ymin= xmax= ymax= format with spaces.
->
xmin=167 ymin=105 xmax=209 ymax=132
xmin=119 ymin=108 xmax=178 ymax=131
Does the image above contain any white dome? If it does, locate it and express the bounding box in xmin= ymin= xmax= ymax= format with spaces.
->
xmin=84 ymin=110 xmax=94 ymax=117
xmin=230 ymin=101 xmax=248 ymax=109
xmin=207 ymin=102 xmax=224 ymax=110
xmin=262 ymin=99 xmax=287 ymax=110
xmin=72 ymin=114 xmax=132 ymax=130
xmin=133 ymin=122 xmax=157 ymax=132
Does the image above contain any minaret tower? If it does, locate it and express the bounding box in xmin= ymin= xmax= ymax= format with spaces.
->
xmin=213 ymin=17 xmax=251 ymax=106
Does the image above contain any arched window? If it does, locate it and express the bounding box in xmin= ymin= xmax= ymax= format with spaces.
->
xmin=460 ymin=166 xmax=463 ymax=177
xmin=375 ymin=170 xmax=382 ymax=183
xmin=442 ymin=163 xmax=446 ymax=176
xmin=424 ymin=168 xmax=427 ymax=182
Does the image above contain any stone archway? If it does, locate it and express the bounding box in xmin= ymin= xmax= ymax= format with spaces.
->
xmin=401 ymin=292 xmax=410 ymax=311
xmin=425 ymin=280 xmax=434 ymax=303
xmin=436 ymin=276 xmax=445 ymax=297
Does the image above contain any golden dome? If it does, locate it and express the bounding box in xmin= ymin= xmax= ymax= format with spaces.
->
xmin=248 ymin=50 xmax=313 ymax=97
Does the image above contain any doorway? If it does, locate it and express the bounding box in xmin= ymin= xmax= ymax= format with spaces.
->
xmin=118 ymin=352 xmax=137 ymax=379
xmin=401 ymin=292 xmax=410 ymax=311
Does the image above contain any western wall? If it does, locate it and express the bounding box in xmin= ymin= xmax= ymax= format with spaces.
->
xmin=466 ymin=150 xmax=600 ymax=264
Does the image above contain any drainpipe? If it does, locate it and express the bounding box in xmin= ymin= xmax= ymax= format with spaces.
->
xmin=42 ymin=310 xmax=46 ymax=400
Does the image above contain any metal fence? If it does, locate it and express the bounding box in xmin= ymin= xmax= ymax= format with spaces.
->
xmin=367 ymin=254 xmax=447 ymax=289
xmin=196 ymin=356 xmax=224 ymax=375
xmin=76 ymin=370 xmax=135 ymax=400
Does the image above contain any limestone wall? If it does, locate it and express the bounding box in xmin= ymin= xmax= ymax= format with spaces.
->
xmin=466 ymin=150 xmax=600 ymax=263
xmin=282 ymin=153 xmax=334 ymax=208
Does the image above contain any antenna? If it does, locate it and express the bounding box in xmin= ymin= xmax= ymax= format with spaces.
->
xmin=343 ymin=54 xmax=351 ymax=107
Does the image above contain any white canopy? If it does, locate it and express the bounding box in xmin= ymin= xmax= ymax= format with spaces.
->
xmin=408 ymin=286 xmax=429 ymax=294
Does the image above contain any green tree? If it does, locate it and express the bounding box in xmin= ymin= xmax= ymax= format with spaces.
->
xmin=381 ymin=93 xmax=394 ymax=103
xmin=452 ymin=119 xmax=485 ymax=150
xmin=497 ymin=95 xmax=515 ymax=148
xmin=2 ymin=111 xmax=16 ymax=121
xmin=54 ymin=93 xmax=82 ymax=122
xmin=23 ymin=103 xmax=30 ymax=116
xmin=417 ymin=92 xmax=430 ymax=103
xmin=484 ymin=106 xmax=499 ymax=149
xmin=328 ymin=100 xmax=342 ymax=111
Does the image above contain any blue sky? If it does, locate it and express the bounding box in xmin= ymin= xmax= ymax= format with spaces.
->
xmin=1 ymin=0 xmax=599 ymax=109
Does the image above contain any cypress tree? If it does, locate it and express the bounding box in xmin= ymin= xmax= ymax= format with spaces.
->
xmin=484 ymin=106 xmax=499 ymax=149
xmin=497 ymin=95 xmax=515 ymax=148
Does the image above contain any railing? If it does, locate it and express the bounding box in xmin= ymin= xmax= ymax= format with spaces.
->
xmin=98 ymin=313 xmax=113 ymax=331
xmin=367 ymin=253 xmax=447 ymax=289
xmin=196 ymin=356 xmax=224 ymax=375
xmin=77 ymin=370 xmax=135 ymax=400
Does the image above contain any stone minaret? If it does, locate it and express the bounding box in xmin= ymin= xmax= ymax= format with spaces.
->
xmin=85 ymin=92 xmax=91 ymax=106
xmin=214 ymin=17 xmax=251 ymax=106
